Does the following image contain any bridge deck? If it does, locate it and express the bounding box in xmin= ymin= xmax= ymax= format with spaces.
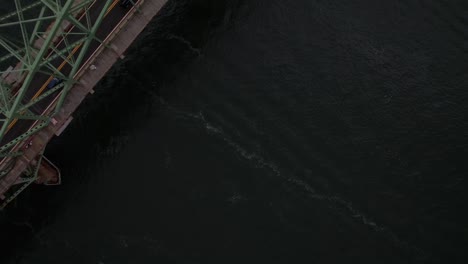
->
xmin=0 ymin=0 xmax=168 ymax=200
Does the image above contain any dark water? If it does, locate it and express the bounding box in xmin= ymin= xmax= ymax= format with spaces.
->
xmin=1 ymin=0 xmax=468 ymax=263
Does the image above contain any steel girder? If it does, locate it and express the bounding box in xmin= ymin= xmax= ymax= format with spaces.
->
xmin=0 ymin=0 xmax=113 ymax=157
xmin=0 ymin=148 xmax=44 ymax=209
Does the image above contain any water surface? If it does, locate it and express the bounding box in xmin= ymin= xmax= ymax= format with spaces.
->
xmin=1 ymin=0 xmax=467 ymax=263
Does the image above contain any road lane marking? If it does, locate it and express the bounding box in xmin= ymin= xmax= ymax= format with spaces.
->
xmin=106 ymin=0 xmax=120 ymax=16
xmin=12 ymin=0 xmax=99 ymax=98
xmin=6 ymin=0 xmax=119 ymax=132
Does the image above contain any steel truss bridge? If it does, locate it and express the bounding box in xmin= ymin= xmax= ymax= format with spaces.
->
xmin=0 ymin=0 xmax=149 ymax=208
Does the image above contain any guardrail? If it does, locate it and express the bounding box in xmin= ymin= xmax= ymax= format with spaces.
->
xmin=0 ymin=0 xmax=162 ymax=202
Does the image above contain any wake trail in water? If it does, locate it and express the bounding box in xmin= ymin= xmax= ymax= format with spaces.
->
xmin=167 ymin=34 xmax=203 ymax=56
xmin=158 ymin=100 xmax=425 ymax=260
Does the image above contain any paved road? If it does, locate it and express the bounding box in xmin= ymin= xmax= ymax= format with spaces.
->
xmin=0 ymin=0 xmax=133 ymax=147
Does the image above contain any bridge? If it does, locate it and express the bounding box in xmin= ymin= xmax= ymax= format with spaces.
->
xmin=0 ymin=0 xmax=167 ymax=209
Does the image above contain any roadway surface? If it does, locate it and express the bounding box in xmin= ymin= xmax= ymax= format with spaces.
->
xmin=0 ymin=0 xmax=133 ymax=147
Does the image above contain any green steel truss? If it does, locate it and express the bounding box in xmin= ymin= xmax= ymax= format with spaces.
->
xmin=0 ymin=148 xmax=45 ymax=210
xmin=0 ymin=0 xmax=114 ymax=158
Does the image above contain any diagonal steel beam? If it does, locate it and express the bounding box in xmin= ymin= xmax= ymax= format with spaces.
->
xmin=54 ymin=0 xmax=113 ymax=112
xmin=0 ymin=0 xmax=75 ymax=140
xmin=29 ymin=6 xmax=47 ymax=46
xmin=14 ymin=0 xmax=33 ymax=65
xmin=19 ymin=82 xmax=65 ymax=112
xmin=0 ymin=37 xmax=28 ymax=66
xmin=0 ymin=15 xmax=56 ymax=28
xmin=0 ymin=1 xmax=42 ymax=23
xmin=0 ymin=120 xmax=49 ymax=153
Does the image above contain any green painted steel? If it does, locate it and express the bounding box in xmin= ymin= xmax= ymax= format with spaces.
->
xmin=0 ymin=0 xmax=113 ymax=154
xmin=0 ymin=0 xmax=115 ymax=208
xmin=54 ymin=0 xmax=114 ymax=113
xmin=0 ymin=150 xmax=44 ymax=210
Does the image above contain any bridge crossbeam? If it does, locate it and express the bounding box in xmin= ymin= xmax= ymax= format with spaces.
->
xmin=0 ymin=0 xmax=113 ymax=156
